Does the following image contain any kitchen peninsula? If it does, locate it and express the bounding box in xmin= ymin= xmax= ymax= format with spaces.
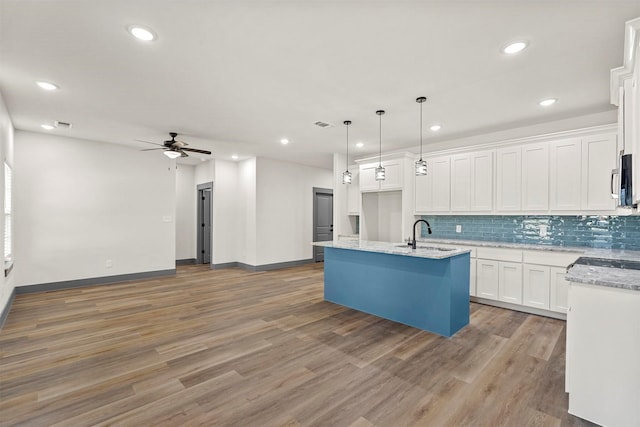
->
xmin=313 ymin=240 xmax=471 ymax=337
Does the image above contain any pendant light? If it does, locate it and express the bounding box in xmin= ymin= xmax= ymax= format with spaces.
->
xmin=342 ymin=120 xmax=353 ymax=184
xmin=375 ymin=110 xmax=385 ymax=181
xmin=415 ymin=96 xmax=428 ymax=175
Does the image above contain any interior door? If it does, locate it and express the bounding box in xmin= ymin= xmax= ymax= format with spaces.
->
xmin=197 ymin=184 xmax=212 ymax=265
xmin=313 ymin=188 xmax=333 ymax=262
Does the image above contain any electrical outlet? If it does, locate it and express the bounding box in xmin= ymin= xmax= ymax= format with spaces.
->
xmin=539 ymin=225 xmax=548 ymax=237
xmin=456 ymin=225 xmax=462 ymax=233
xmin=106 ymin=259 xmax=113 ymax=268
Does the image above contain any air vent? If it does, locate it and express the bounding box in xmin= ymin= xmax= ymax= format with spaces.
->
xmin=54 ymin=121 xmax=72 ymax=129
xmin=314 ymin=121 xmax=333 ymax=128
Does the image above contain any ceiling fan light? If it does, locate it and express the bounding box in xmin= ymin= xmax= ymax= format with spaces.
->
xmin=163 ymin=150 xmax=181 ymax=159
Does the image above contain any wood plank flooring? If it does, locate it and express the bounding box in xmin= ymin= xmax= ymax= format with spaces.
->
xmin=0 ymin=264 xmax=596 ymax=426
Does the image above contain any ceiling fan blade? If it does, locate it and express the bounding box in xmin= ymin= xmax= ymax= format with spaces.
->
xmin=174 ymin=140 xmax=188 ymax=147
xmin=140 ymin=148 xmax=165 ymax=151
xmin=181 ymin=147 xmax=212 ymax=155
xmin=180 ymin=150 xmax=189 ymax=157
xmin=135 ymin=139 xmax=163 ymax=146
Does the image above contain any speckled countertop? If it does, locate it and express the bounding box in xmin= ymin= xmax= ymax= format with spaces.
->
xmin=313 ymin=239 xmax=471 ymax=260
xmin=417 ymin=237 xmax=640 ymax=291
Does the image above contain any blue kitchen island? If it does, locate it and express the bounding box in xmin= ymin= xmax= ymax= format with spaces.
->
xmin=313 ymin=240 xmax=471 ymax=337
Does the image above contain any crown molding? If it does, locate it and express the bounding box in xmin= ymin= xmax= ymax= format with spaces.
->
xmin=611 ymin=17 xmax=640 ymax=106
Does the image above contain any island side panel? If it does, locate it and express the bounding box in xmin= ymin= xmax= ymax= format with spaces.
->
xmin=323 ymin=247 xmax=470 ymax=337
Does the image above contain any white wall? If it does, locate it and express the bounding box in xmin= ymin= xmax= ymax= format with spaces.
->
xmin=255 ymin=157 xmax=332 ymax=265
xmin=14 ymin=131 xmax=176 ymax=286
xmin=238 ymin=158 xmax=257 ymax=266
xmin=212 ymin=159 xmax=239 ymax=265
xmin=176 ymin=164 xmax=196 ymax=260
xmin=0 ymin=90 xmax=14 ymax=316
xmin=195 ymin=160 xmax=214 ymax=186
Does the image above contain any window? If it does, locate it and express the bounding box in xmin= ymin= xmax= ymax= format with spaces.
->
xmin=4 ymin=162 xmax=12 ymax=275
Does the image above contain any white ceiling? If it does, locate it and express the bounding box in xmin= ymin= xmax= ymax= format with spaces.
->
xmin=1 ymin=1 xmax=639 ymax=169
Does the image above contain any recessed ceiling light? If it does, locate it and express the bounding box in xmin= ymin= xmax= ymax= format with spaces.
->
xmin=231 ymin=154 xmax=239 ymax=160
xmin=280 ymin=138 xmax=289 ymax=145
xmin=128 ymin=25 xmax=156 ymax=41
xmin=356 ymin=142 xmax=364 ymax=148
xmin=41 ymin=124 xmax=54 ymax=130
xmin=430 ymin=125 xmax=441 ymax=131
xmin=539 ymin=98 xmax=557 ymax=107
xmin=35 ymin=81 xmax=59 ymax=91
xmin=502 ymin=41 xmax=528 ymax=54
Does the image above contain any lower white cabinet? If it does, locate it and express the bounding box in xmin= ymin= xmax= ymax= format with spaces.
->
xmin=523 ymin=264 xmax=551 ymax=309
xmin=550 ymin=267 xmax=570 ymax=313
xmin=476 ymin=259 xmax=499 ymax=300
xmin=498 ymin=262 xmax=523 ymax=304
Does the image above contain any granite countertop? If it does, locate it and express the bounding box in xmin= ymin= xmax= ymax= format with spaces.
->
xmin=313 ymin=239 xmax=471 ymax=260
xmin=417 ymin=237 xmax=640 ymax=291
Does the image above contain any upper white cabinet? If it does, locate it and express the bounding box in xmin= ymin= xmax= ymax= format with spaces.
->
xmin=550 ymin=138 xmax=583 ymax=211
xmin=496 ymin=147 xmax=522 ymax=211
xmin=346 ymin=168 xmax=360 ymax=215
xmin=522 ymin=143 xmax=550 ymax=211
xmin=451 ymin=151 xmax=493 ymax=212
xmin=415 ymin=156 xmax=450 ymax=213
xmin=581 ymin=133 xmax=618 ymax=211
xmin=359 ymin=159 xmax=403 ymax=192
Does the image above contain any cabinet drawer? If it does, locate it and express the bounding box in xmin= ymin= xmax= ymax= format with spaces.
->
xmin=522 ymin=250 xmax=582 ymax=268
xmin=476 ymin=247 xmax=522 ymax=263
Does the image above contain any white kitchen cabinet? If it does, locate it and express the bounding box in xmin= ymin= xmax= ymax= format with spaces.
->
xmin=550 ymin=267 xmax=570 ymax=313
xmin=451 ymin=151 xmax=493 ymax=212
xmin=346 ymin=168 xmax=360 ymax=215
xmin=498 ymin=262 xmax=523 ymax=304
xmin=496 ymin=146 xmax=522 ymax=211
xmin=476 ymin=259 xmax=499 ymax=300
xmin=581 ymin=133 xmax=618 ymax=211
xmin=522 ymin=143 xmax=550 ymax=211
xmin=359 ymin=160 xmax=403 ymax=193
xmin=415 ymin=156 xmax=450 ymax=213
xmin=549 ymin=138 xmax=582 ymax=211
xmin=450 ymin=154 xmax=471 ymax=211
xmin=523 ymin=264 xmax=550 ymax=309
xmin=566 ymin=283 xmax=640 ymax=426
xmin=469 ymin=258 xmax=477 ymax=296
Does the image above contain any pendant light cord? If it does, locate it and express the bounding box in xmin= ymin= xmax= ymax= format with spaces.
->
xmin=378 ymin=113 xmax=382 ymax=167
xmin=346 ymin=123 xmax=349 ymax=167
xmin=419 ymin=101 xmax=423 ymax=161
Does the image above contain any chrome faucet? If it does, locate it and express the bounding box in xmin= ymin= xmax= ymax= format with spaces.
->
xmin=409 ymin=219 xmax=432 ymax=249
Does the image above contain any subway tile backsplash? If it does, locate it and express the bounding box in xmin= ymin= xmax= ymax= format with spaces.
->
xmin=419 ymin=215 xmax=640 ymax=251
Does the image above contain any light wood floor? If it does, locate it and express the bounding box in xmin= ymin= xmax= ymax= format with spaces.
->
xmin=0 ymin=264 xmax=595 ymax=427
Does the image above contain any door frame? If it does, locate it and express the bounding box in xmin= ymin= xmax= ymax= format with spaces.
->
xmin=312 ymin=187 xmax=333 ymax=262
xmin=196 ymin=182 xmax=213 ymax=264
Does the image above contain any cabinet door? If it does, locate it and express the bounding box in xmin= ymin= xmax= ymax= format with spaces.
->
xmin=581 ymin=134 xmax=617 ymax=211
xmin=451 ymin=154 xmax=471 ymax=211
xmin=430 ymin=156 xmax=451 ymax=212
xmin=359 ymin=165 xmax=379 ymax=192
xmin=498 ymin=261 xmax=522 ymax=304
xmin=347 ymin=169 xmax=360 ymax=214
xmin=550 ymin=138 xmax=582 ymax=210
xmin=471 ymin=151 xmax=494 ymax=211
xmin=522 ymin=143 xmax=550 ymax=211
xmin=469 ymin=258 xmax=477 ymax=296
xmin=476 ymin=259 xmax=499 ymax=300
xmin=550 ymin=266 xmax=570 ymax=313
xmin=496 ymin=147 xmax=522 ymax=211
xmin=414 ymin=173 xmax=430 ymax=213
xmin=380 ymin=160 xmax=403 ymax=191
xmin=523 ymin=264 xmax=550 ymax=309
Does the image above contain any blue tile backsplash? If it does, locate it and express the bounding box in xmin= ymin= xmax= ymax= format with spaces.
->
xmin=419 ymin=215 xmax=640 ymax=251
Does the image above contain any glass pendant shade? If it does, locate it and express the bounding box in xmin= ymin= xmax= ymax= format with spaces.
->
xmin=163 ymin=150 xmax=181 ymax=159
xmin=415 ymin=158 xmax=427 ymax=175
xmin=375 ymin=165 xmax=386 ymax=181
xmin=342 ymin=170 xmax=352 ymax=184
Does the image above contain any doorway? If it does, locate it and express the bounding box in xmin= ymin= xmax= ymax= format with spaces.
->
xmin=313 ymin=187 xmax=333 ymax=262
xmin=197 ymin=182 xmax=213 ymax=264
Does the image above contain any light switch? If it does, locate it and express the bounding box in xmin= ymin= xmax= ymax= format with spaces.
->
xmin=540 ymin=225 xmax=548 ymax=237
xmin=456 ymin=225 xmax=462 ymax=233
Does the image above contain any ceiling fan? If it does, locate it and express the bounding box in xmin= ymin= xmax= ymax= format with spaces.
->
xmin=137 ymin=132 xmax=212 ymax=159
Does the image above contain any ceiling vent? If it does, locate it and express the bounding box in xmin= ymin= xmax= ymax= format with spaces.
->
xmin=314 ymin=121 xmax=333 ymax=128
xmin=54 ymin=120 xmax=72 ymax=129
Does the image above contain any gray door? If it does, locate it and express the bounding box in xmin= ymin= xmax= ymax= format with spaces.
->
xmin=313 ymin=188 xmax=333 ymax=262
xmin=197 ymin=183 xmax=212 ymax=264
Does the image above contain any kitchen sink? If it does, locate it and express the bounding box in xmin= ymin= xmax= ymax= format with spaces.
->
xmin=394 ymin=244 xmax=456 ymax=252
